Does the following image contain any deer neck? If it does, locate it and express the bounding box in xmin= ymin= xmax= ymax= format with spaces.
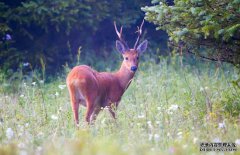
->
xmin=114 ymin=63 xmax=135 ymax=91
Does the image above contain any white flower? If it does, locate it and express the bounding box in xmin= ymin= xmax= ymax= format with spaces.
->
xmin=19 ymin=150 xmax=27 ymax=155
xmin=167 ymin=132 xmax=170 ymax=137
xmin=20 ymin=94 xmax=24 ymax=98
xmin=200 ymin=86 xmax=209 ymax=92
xmin=23 ymin=62 xmax=30 ymax=67
xmin=51 ymin=115 xmax=58 ymax=120
xmin=18 ymin=143 xmax=26 ymax=149
xmin=177 ymin=131 xmax=182 ymax=136
xmin=235 ymin=139 xmax=240 ymax=146
xmin=212 ymin=137 xmax=221 ymax=143
xmin=157 ymin=106 xmax=161 ymax=110
xmin=58 ymin=84 xmax=66 ymax=90
xmin=25 ymin=123 xmax=29 ymax=127
xmin=167 ymin=104 xmax=179 ymax=114
xmin=39 ymin=80 xmax=44 ymax=84
xmin=169 ymin=104 xmax=179 ymax=111
xmin=147 ymin=121 xmax=153 ymax=128
xmin=177 ymin=131 xmax=183 ymax=139
xmin=137 ymin=114 xmax=145 ymax=119
xmin=182 ymin=144 xmax=188 ymax=149
xmin=148 ymin=134 xmax=153 ymax=141
xmin=154 ymin=134 xmax=160 ymax=142
xmin=38 ymin=131 xmax=43 ymax=135
xmin=218 ymin=121 xmax=226 ymax=129
xmin=32 ymin=82 xmax=36 ymax=86
xmin=6 ymin=128 xmax=14 ymax=139
xmin=37 ymin=146 xmax=43 ymax=152
xmin=156 ymin=121 xmax=160 ymax=124
xmin=193 ymin=137 xmax=198 ymax=144
xmin=55 ymin=92 xmax=59 ymax=96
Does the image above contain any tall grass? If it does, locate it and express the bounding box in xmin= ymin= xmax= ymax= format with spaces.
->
xmin=0 ymin=57 xmax=239 ymax=155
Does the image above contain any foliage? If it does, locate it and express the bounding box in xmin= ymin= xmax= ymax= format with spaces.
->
xmin=0 ymin=0 xmax=153 ymax=74
xmin=142 ymin=0 xmax=240 ymax=65
xmin=0 ymin=57 xmax=239 ymax=154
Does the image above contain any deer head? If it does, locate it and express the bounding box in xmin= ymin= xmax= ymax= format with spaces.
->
xmin=114 ymin=20 xmax=148 ymax=72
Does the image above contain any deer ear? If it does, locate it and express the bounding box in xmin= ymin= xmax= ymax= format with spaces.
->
xmin=137 ymin=40 xmax=148 ymax=54
xmin=116 ymin=40 xmax=126 ymax=54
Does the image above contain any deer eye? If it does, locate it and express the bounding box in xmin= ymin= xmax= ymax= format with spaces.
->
xmin=125 ymin=57 xmax=128 ymax=60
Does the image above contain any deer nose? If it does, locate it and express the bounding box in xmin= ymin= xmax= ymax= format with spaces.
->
xmin=131 ymin=66 xmax=138 ymax=72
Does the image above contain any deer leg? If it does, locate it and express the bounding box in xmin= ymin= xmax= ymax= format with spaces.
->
xmin=85 ymin=99 xmax=95 ymax=124
xmin=109 ymin=102 xmax=118 ymax=119
xmin=70 ymin=94 xmax=79 ymax=125
xmin=72 ymin=102 xmax=80 ymax=125
xmin=109 ymin=108 xmax=116 ymax=119
xmin=90 ymin=107 xmax=101 ymax=124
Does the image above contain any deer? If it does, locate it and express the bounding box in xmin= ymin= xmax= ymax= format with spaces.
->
xmin=66 ymin=20 xmax=148 ymax=125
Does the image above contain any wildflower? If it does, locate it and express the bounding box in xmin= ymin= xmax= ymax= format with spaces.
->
xmin=39 ymin=80 xmax=44 ymax=84
xmin=177 ymin=131 xmax=182 ymax=136
xmin=38 ymin=132 xmax=44 ymax=137
xmin=20 ymin=94 xmax=24 ymax=98
xmin=148 ymin=134 xmax=153 ymax=141
xmin=18 ymin=143 xmax=25 ymax=149
xmin=37 ymin=146 xmax=43 ymax=152
xmin=218 ymin=121 xmax=226 ymax=129
xmin=212 ymin=137 xmax=221 ymax=142
xmin=167 ymin=104 xmax=179 ymax=114
xmin=182 ymin=144 xmax=188 ymax=149
xmin=6 ymin=128 xmax=14 ymax=139
xmin=157 ymin=106 xmax=161 ymax=110
xmin=32 ymin=82 xmax=36 ymax=86
xmin=154 ymin=134 xmax=160 ymax=142
xmin=55 ymin=92 xmax=59 ymax=96
xmin=200 ymin=86 xmax=209 ymax=92
xmin=168 ymin=147 xmax=175 ymax=154
xmin=167 ymin=132 xmax=170 ymax=137
xmin=156 ymin=121 xmax=160 ymax=124
xmin=58 ymin=84 xmax=66 ymax=90
xmin=58 ymin=107 xmax=63 ymax=113
xmin=168 ymin=104 xmax=179 ymax=111
xmin=5 ymin=34 xmax=12 ymax=40
xmin=137 ymin=114 xmax=145 ymax=119
xmin=177 ymin=131 xmax=183 ymax=139
xmin=25 ymin=123 xmax=29 ymax=127
xmin=23 ymin=62 xmax=30 ymax=67
xmin=19 ymin=150 xmax=27 ymax=155
xmin=51 ymin=115 xmax=58 ymax=120
xmin=193 ymin=137 xmax=198 ymax=144
xmin=235 ymin=139 xmax=240 ymax=146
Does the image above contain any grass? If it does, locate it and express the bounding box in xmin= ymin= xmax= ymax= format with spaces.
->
xmin=0 ymin=56 xmax=240 ymax=155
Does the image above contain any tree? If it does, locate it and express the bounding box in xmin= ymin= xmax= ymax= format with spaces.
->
xmin=0 ymin=0 xmax=150 ymax=74
xmin=142 ymin=0 xmax=240 ymax=65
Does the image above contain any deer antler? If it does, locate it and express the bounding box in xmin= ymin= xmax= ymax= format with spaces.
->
xmin=134 ymin=19 xmax=145 ymax=49
xmin=114 ymin=21 xmax=129 ymax=49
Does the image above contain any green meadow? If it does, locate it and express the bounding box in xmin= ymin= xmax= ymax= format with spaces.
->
xmin=0 ymin=56 xmax=239 ymax=155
